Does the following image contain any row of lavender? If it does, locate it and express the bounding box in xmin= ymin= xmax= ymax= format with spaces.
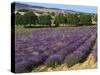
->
xmin=15 ymin=26 xmax=97 ymax=73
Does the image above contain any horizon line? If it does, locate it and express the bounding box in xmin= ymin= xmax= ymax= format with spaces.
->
xmin=14 ymin=1 xmax=97 ymax=14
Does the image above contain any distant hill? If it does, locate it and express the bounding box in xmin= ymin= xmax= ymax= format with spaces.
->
xmin=14 ymin=2 xmax=45 ymax=10
xmin=12 ymin=2 xmax=95 ymax=14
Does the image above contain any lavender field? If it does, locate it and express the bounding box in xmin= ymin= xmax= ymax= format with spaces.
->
xmin=15 ymin=26 xmax=97 ymax=73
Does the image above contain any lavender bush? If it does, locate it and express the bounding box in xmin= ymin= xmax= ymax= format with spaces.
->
xmin=15 ymin=26 xmax=97 ymax=72
xmin=64 ymin=34 xmax=96 ymax=67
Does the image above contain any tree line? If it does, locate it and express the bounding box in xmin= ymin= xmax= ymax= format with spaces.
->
xmin=15 ymin=11 xmax=97 ymax=27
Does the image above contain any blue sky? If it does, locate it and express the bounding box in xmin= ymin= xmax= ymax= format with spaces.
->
xmin=19 ymin=2 xmax=97 ymax=13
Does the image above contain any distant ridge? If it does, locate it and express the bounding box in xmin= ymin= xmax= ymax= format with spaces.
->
xmin=15 ymin=2 xmax=45 ymax=9
xmin=12 ymin=2 xmax=96 ymax=14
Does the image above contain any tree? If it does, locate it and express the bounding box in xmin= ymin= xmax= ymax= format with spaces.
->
xmin=23 ymin=11 xmax=38 ymax=27
xmin=79 ymin=13 xmax=92 ymax=25
xmin=54 ymin=14 xmax=67 ymax=26
xmin=92 ymin=14 xmax=97 ymax=24
xmin=38 ymin=15 xmax=52 ymax=26
xmin=93 ymin=14 xmax=97 ymax=22
xmin=15 ymin=12 xmax=24 ymax=25
xmin=67 ymin=14 xmax=79 ymax=25
xmin=15 ymin=11 xmax=38 ymax=27
xmin=51 ymin=12 xmax=55 ymax=16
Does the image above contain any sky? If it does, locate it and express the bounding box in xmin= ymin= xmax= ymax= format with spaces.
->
xmin=19 ymin=1 xmax=97 ymax=13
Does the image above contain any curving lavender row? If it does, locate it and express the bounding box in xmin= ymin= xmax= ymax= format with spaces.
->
xmin=64 ymin=34 xmax=96 ymax=67
xmin=44 ymin=34 xmax=91 ymax=67
xmin=15 ymin=26 xmax=97 ymax=72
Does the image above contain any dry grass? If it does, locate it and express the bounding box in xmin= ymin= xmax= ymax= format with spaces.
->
xmin=32 ymin=43 xmax=97 ymax=72
xmin=32 ymin=53 xmax=97 ymax=72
